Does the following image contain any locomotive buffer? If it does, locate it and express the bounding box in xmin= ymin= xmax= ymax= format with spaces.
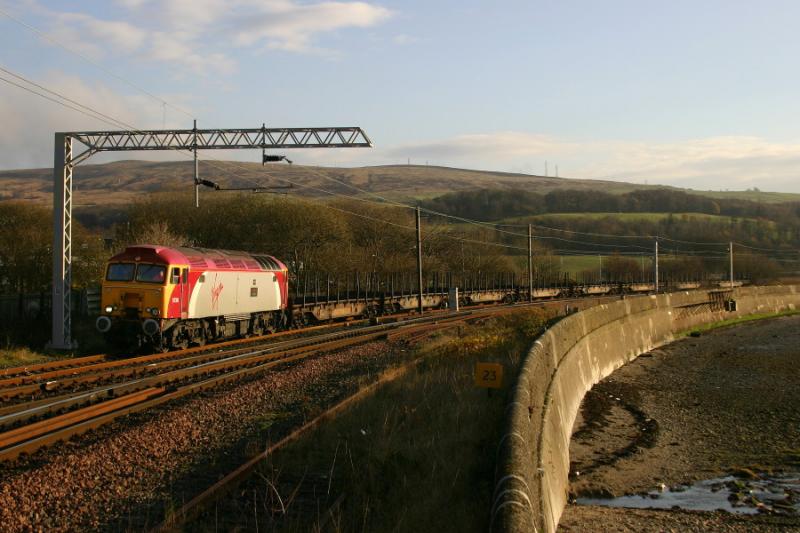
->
xmin=49 ymin=125 xmax=372 ymax=350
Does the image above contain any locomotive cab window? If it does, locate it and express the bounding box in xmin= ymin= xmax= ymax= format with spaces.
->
xmin=106 ymin=263 xmax=135 ymax=282
xmin=136 ymin=264 xmax=167 ymax=284
xmin=171 ymin=267 xmax=180 ymax=284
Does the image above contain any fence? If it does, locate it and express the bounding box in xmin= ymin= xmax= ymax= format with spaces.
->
xmin=0 ymin=287 xmax=100 ymax=322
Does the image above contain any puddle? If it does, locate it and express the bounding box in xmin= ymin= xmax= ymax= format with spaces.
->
xmin=578 ymin=473 xmax=800 ymax=515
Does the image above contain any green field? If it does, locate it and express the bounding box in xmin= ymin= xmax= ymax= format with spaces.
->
xmin=557 ymin=255 xmax=603 ymax=274
xmin=505 ymin=212 xmax=766 ymax=224
xmin=691 ymin=189 xmax=800 ymax=203
xmin=536 ymin=254 xmax=652 ymax=276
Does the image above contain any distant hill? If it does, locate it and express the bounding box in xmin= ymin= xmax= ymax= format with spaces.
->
xmin=2 ymin=160 xmax=799 ymax=208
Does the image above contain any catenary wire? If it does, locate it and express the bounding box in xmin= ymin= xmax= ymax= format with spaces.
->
xmin=0 ymin=66 xmax=527 ymax=253
xmin=2 ymin=63 xmax=796 ymax=258
xmin=0 ymin=6 xmax=193 ymax=119
xmin=1 ymin=12 xmax=794 ymax=255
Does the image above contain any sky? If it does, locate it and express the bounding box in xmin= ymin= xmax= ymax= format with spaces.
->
xmin=1 ymin=0 xmax=800 ymax=192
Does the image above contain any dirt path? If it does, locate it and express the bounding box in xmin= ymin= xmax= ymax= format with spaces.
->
xmin=559 ymin=314 xmax=800 ymax=532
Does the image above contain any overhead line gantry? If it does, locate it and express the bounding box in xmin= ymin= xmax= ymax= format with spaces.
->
xmin=50 ymin=125 xmax=372 ymax=350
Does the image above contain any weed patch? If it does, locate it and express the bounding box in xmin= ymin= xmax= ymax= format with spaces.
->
xmin=203 ymin=308 xmax=554 ymax=532
xmin=0 ymin=345 xmax=57 ymax=369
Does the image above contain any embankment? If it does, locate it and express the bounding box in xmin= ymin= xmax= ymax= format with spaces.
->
xmin=492 ymin=285 xmax=800 ymax=533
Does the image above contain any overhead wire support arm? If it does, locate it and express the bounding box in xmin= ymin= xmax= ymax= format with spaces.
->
xmin=193 ymin=119 xmax=199 ymax=208
xmin=68 ymin=127 xmax=373 ymax=152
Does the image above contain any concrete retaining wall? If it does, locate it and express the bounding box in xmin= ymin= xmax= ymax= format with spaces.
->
xmin=492 ymin=285 xmax=800 ymax=533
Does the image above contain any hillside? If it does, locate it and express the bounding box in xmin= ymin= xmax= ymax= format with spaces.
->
xmin=2 ymin=160 xmax=799 ymax=207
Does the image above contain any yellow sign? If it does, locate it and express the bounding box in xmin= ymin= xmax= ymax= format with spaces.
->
xmin=475 ymin=362 xmax=504 ymax=389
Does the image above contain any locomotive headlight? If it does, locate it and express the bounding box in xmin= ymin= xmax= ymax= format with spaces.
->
xmin=104 ymin=306 xmax=114 ymax=314
xmin=148 ymin=307 xmax=160 ymax=316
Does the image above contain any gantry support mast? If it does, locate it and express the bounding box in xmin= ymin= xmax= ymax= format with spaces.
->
xmin=49 ymin=126 xmax=372 ymax=350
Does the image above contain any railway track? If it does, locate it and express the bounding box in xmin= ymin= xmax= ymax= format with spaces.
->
xmin=0 ymin=310 xmax=457 ymax=405
xmin=0 ymin=295 xmax=612 ymax=464
xmin=0 ymin=319 xmax=372 ymax=387
xmin=0 ymin=293 xmax=626 ymax=533
xmin=0 ymin=307 xmax=475 ymax=461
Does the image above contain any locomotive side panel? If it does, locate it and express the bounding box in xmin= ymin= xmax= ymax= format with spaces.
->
xmin=188 ymin=270 xmax=281 ymax=318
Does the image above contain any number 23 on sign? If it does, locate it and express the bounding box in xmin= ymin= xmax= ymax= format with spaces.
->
xmin=474 ymin=362 xmax=503 ymax=389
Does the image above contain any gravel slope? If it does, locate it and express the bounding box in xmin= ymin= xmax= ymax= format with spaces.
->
xmin=0 ymin=341 xmax=404 ymax=532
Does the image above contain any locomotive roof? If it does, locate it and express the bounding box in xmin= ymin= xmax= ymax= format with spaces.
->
xmin=110 ymin=245 xmax=287 ymax=272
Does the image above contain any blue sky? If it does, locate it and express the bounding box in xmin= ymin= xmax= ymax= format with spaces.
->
xmin=1 ymin=0 xmax=800 ymax=192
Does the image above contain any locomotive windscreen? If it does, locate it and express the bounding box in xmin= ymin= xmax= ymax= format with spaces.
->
xmin=107 ymin=263 xmax=135 ymax=282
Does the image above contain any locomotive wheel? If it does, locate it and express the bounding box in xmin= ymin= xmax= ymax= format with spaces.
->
xmin=156 ymin=341 xmax=170 ymax=354
xmin=194 ymin=333 xmax=206 ymax=347
xmin=175 ymin=338 xmax=189 ymax=350
xmin=168 ymin=327 xmax=189 ymax=350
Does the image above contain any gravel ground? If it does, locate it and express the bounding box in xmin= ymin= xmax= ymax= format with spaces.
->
xmin=560 ymin=314 xmax=800 ymax=532
xmin=0 ymin=341 xmax=406 ymax=532
xmin=560 ymin=506 xmax=799 ymax=532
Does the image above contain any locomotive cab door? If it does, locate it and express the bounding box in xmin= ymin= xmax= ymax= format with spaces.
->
xmin=181 ymin=268 xmax=189 ymax=319
xmin=171 ymin=267 xmax=190 ymax=319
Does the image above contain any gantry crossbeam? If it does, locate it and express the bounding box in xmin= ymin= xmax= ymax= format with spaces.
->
xmin=72 ymin=127 xmax=372 ymax=152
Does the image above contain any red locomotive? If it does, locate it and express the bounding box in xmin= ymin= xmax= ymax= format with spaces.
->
xmin=96 ymin=245 xmax=289 ymax=350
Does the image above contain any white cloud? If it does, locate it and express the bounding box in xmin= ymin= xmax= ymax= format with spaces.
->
xmin=35 ymin=0 xmax=393 ymax=75
xmin=582 ymin=136 xmax=800 ymax=190
xmin=392 ymin=34 xmax=417 ymax=45
xmin=115 ymin=0 xmax=150 ymax=7
xmin=72 ymin=15 xmax=147 ymax=51
xmin=231 ymin=1 xmax=393 ymax=53
xmin=383 ymin=132 xmax=577 ymax=160
xmin=0 ymin=71 xmax=192 ymax=169
xmin=290 ymin=132 xmax=800 ymax=193
xmin=149 ymin=31 xmax=236 ymax=76
xmin=44 ymin=11 xmax=147 ymax=59
xmin=3 ymin=74 xmax=798 ymax=195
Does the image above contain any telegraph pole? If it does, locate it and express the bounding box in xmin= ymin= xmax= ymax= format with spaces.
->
xmin=193 ymin=119 xmax=199 ymax=208
xmin=729 ymin=241 xmax=734 ymax=287
xmin=527 ymin=224 xmax=533 ymax=301
xmin=654 ymin=237 xmax=659 ymax=293
xmin=598 ymin=254 xmax=603 ymax=282
xmin=416 ymin=206 xmax=424 ymax=314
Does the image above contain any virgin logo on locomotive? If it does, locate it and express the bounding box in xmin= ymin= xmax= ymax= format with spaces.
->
xmin=211 ymin=274 xmax=224 ymax=311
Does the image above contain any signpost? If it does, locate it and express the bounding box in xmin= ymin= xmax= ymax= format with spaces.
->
xmin=474 ymin=362 xmax=504 ymax=392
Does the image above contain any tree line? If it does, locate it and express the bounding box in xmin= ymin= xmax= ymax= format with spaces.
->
xmin=422 ymin=187 xmax=800 ymax=238
xmin=0 ymin=188 xmax=791 ymax=297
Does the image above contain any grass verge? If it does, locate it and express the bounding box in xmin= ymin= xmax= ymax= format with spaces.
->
xmin=0 ymin=315 xmax=106 ymax=368
xmin=198 ymin=308 xmax=555 ymax=532
xmin=0 ymin=345 xmax=58 ymax=369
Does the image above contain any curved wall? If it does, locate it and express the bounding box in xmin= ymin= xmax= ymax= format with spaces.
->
xmin=492 ymin=285 xmax=800 ymax=533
